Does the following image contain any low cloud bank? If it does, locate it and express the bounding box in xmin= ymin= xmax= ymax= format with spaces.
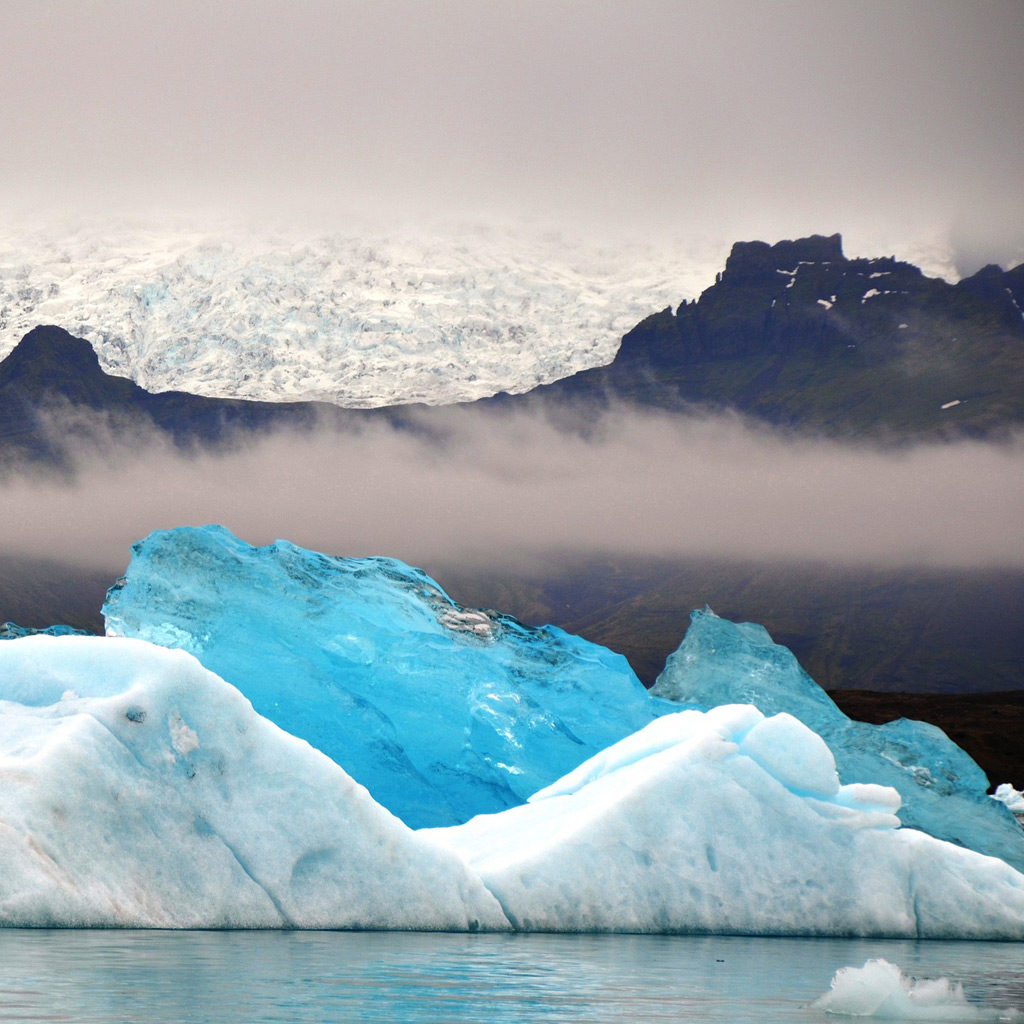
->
xmin=2 ymin=405 xmax=1022 ymax=575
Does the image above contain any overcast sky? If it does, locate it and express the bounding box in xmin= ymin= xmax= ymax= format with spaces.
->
xmin=1 ymin=0 xmax=1022 ymax=268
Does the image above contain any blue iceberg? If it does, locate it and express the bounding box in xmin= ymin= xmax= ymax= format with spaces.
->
xmin=650 ymin=608 xmax=1024 ymax=873
xmin=103 ymin=525 xmax=667 ymax=828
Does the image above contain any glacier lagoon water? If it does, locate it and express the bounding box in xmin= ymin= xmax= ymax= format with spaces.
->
xmin=0 ymin=932 xmax=1021 ymax=1024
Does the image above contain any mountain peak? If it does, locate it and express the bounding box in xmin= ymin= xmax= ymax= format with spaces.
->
xmin=0 ymin=325 xmax=104 ymax=385
xmin=723 ymin=233 xmax=845 ymax=284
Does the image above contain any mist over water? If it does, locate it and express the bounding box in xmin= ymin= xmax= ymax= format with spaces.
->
xmin=3 ymin=405 xmax=1021 ymax=575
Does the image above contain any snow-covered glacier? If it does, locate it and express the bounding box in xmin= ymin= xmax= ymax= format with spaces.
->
xmin=0 ymin=635 xmax=506 ymax=929
xmin=102 ymin=525 xmax=668 ymax=828
xmin=0 ymin=218 xmax=715 ymax=406
xmin=651 ymin=609 xmax=1024 ymax=873
xmin=2 ymin=636 xmax=1023 ymax=937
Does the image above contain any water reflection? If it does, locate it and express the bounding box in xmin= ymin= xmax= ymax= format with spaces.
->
xmin=0 ymin=931 xmax=1021 ymax=1023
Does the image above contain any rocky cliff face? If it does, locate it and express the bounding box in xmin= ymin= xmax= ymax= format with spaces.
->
xmin=533 ymin=233 xmax=1024 ymax=439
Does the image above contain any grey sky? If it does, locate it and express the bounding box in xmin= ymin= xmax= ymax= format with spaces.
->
xmin=1 ymin=0 xmax=1022 ymax=267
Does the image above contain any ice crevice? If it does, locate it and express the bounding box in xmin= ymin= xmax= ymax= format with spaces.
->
xmin=210 ymin=825 xmax=296 ymax=929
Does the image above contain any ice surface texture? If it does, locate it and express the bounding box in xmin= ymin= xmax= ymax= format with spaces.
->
xmin=0 ymin=635 xmax=506 ymax=929
xmin=651 ymin=609 xmax=1024 ymax=872
xmin=3 ymin=637 xmax=1024 ymax=936
xmin=0 ymin=220 xmax=709 ymax=406
xmin=103 ymin=525 xmax=666 ymax=828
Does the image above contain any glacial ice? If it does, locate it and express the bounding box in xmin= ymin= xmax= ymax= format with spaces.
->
xmin=0 ymin=218 xmax=714 ymax=406
xmin=3 ymin=636 xmax=1024 ymax=937
xmin=102 ymin=525 xmax=667 ymax=828
xmin=103 ymin=527 xmax=1023 ymax=870
xmin=814 ymin=959 xmax=1023 ymax=1020
xmin=651 ymin=609 xmax=1024 ymax=872
xmin=0 ymin=635 xmax=507 ymax=929
xmin=425 ymin=707 xmax=1024 ymax=938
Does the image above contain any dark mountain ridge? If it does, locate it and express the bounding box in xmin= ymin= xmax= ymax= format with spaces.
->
xmin=494 ymin=233 xmax=1024 ymax=440
xmin=0 ymin=325 xmax=419 ymax=470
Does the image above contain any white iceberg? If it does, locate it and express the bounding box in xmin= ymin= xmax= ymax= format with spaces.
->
xmin=2 ymin=635 xmax=1024 ymax=937
xmin=994 ymin=784 xmax=1024 ymax=819
xmin=0 ymin=635 xmax=507 ymax=930
xmin=814 ymin=958 xmax=1022 ymax=1020
xmin=426 ymin=708 xmax=1024 ymax=938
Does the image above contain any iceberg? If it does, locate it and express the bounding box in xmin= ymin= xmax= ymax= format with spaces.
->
xmin=426 ymin=707 xmax=1024 ymax=938
xmin=994 ymin=784 xmax=1024 ymax=821
xmin=3 ymin=636 xmax=1024 ymax=937
xmin=651 ymin=609 xmax=1024 ymax=872
xmin=0 ymin=635 xmax=507 ymax=930
xmin=102 ymin=525 xmax=667 ymax=828
xmin=1 ymin=622 xmax=91 ymax=640
xmin=103 ymin=527 xmax=1023 ymax=870
xmin=814 ymin=958 xmax=1023 ymax=1020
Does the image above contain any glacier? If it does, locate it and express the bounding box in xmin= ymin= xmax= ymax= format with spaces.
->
xmin=102 ymin=525 xmax=668 ymax=828
xmin=650 ymin=609 xmax=1024 ymax=873
xmin=2 ymin=635 xmax=1023 ymax=936
xmin=0 ymin=217 xmax=715 ymax=407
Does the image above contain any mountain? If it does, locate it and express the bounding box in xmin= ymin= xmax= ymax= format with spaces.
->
xmin=501 ymin=233 xmax=1024 ymax=440
xmin=1 ymin=237 xmax=1022 ymax=706
xmin=0 ymin=325 xmax=414 ymax=470
xmin=4 ymin=235 xmax=1023 ymax=463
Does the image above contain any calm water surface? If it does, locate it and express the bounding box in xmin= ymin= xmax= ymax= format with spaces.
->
xmin=0 ymin=930 xmax=1021 ymax=1023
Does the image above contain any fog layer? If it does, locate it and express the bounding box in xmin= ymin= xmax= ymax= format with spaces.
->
xmin=3 ymin=407 xmax=1021 ymax=575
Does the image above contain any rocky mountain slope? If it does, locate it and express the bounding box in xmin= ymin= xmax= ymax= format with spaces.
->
xmin=506 ymin=233 xmax=1024 ymax=440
